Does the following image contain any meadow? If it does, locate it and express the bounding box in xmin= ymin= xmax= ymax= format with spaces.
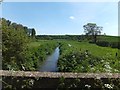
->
xmin=26 ymin=38 xmax=119 ymax=73
xmin=57 ymin=40 xmax=119 ymax=73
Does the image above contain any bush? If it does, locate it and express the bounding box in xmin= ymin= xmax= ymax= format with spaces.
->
xmin=110 ymin=42 xmax=118 ymax=48
xmin=96 ymin=41 xmax=110 ymax=47
xmin=2 ymin=25 xmax=29 ymax=70
xmin=96 ymin=40 xmax=119 ymax=48
xmin=57 ymin=50 xmax=102 ymax=72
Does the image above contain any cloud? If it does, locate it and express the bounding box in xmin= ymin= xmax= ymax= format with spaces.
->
xmin=105 ymin=22 xmax=109 ymax=25
xmin=69 ymin=16 xmax=75 ymax=20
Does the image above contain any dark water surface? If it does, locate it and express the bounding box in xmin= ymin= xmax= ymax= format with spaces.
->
xmin=39 ymin=47 xmax=60 ymax=72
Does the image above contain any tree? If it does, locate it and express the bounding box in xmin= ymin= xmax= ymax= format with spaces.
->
xmin=27 ymin=28 xmax=36 ymax=37
xmin=31 ymin=28 xmax=36 ymax=37
xmin=2 ymin=18 xmax=29 ymax=70
xmin=83 ymin=23 xmax=102 ymax=43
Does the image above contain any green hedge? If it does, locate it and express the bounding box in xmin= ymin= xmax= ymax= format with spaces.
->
xmin=96 ymin=40 xmax=119 ymax=48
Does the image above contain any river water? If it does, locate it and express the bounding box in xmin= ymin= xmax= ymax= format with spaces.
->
xmin=39 ymin=47 xmax=60 ymax=72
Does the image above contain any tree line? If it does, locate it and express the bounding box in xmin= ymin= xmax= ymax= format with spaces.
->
xmin=2 ymin=18 xmax=36 ymax=37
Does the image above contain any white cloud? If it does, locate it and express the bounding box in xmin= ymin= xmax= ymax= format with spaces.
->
xmin=69 ymin=16 xmax=75 ymax=20
xmin=105 ymin=22 xmax=109 ymax=25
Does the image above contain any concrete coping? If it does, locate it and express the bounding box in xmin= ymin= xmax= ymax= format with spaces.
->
xmin=0 ymin=70 xmax=120 ymax=78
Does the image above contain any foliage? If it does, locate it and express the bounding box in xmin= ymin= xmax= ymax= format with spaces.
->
xmin=57 ymin=78 xmax=120 ymax=89
xmin=2 ymin=18 xmax=57 ymax=70
xmin=2 ymin=76 xmax=120 ymax=89
xmin=96 ymin=35 xmax=120 ymax=48
xmin=36 ymin=35 xmax=120 ymax=49
xmin=31 ymin=28 xmax=36 ymax=38
xmin=83 ymin=23 xmax=102 ymax=43
xmin=26 ymin=40 xmax=58 ymax=70
xmin=2 ymin=18 xmax=30 ymax=70
xmin=57 ymin=40 xmax=119 ymax=73
xmin=36 ymin=35 xmax=82 ymax=41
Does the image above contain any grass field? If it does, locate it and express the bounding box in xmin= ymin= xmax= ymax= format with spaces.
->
xmin=57 ymin=40 xmax=119 ymax=73
xmin=28 ymin=40 xmax=58 ymax=49
xmin=98 ymin=35 xmax=119 ymax=42
xmin=59 ymin=40 xmax=118 ymax=58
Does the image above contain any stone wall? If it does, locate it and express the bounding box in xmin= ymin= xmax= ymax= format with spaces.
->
xmin=1 ymin=70 xmax=120 ymax=89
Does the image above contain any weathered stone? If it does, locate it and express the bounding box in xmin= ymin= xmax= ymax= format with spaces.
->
xmin=0 ymin=70 xmax=120 ymax=78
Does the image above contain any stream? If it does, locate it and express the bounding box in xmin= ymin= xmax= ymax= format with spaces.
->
xmin=39 ymin=47 xmax=60 ymax=72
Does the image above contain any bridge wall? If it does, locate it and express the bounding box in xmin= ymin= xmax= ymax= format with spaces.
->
xmin=1 ymin=70 xmax=120 ymax=89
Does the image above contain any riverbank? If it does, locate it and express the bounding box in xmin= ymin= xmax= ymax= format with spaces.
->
xmin=57 ymin=40 xmax=119 ymax=73
xmin=39 ymin=47 xmax=60 ymax=72
xmin=27 ymin=40 xmax=59 ymax=71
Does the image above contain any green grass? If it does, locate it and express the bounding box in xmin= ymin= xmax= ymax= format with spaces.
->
xmin=28 ymin=40 xmax=57 ymax=48
xmin=57 ymin=40 xmax=119 ymax=73
xmin=98 ymin=35 xmax=119 ymax=42
xmin=59 ymin=40 xmax=118 ymax=58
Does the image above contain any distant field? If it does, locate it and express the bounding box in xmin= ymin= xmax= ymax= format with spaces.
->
xmin=58 ymin=40 xmax=118 ymax=58
xmin=29 ymin=39 xmax=118 ymax=59
xmin=28 ymin=40 xmax=57 ymax=48
xmin=98 ymin=35 xmax=119 ymax=42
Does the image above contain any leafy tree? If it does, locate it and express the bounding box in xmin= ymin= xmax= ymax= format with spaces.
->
xmin=31 ymin=28 xmax=36 ymax=37
xmin=83 ymin=23 xmax=102 ymax=43
xmin=23 ymin=26 xmax=29 ymax=34
xmin=2 ymin=18 xmax=29 ymax=70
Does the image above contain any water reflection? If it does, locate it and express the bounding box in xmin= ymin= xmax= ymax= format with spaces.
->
xmin=39 ymin=47 xmax=59 ymax=72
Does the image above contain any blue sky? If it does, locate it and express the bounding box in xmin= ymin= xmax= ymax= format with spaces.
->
xmin=2 ymin=2 xmax=118 ymax=36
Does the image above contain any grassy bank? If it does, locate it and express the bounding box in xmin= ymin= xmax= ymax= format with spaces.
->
xmin=57 ymin=40 xmax=119 ymax=73
xmin=24 ymin=40 xmax=58 ymax=70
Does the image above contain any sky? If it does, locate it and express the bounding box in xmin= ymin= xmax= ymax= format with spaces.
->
xmin=2 ymin=0 xmax=120 ymax=2
xmin=1 ymin=2 xmax=118 ymax=36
